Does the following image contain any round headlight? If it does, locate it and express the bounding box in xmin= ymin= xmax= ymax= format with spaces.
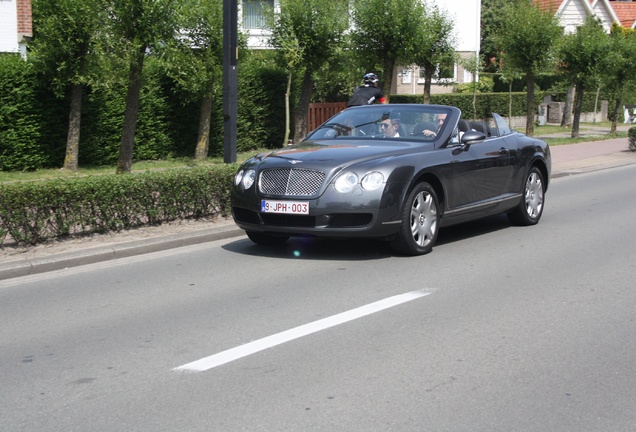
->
xmin=334 ymin=171 xmax=359 ymax=193
xmin=361 ymin=171 xmax=384 ymax=191
xmin=234 ymin=169 xmax=244 ymax=186
xmin=242 ymin=169 xmax=256 ymax=189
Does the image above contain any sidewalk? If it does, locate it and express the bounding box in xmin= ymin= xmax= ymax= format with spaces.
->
xmin=2 ymin=131 xmax=636 ymax=280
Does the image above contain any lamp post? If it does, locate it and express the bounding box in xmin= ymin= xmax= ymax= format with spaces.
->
xmin=223 ymin=0 xmax=238 ymax=163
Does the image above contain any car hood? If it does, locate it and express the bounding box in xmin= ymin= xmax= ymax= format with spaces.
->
xmin=250 ymin=139 xmax=430 ymax=169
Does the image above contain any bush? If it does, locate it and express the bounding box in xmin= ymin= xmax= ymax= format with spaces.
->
xmin=629 ymin=127 xmax=636 ymax=151
xmin=0 ymin=164 xmax=238 ymax=246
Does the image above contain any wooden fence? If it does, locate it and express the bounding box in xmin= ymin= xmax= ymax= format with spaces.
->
xmin=307 ymin=102 xmax=348 ymax=132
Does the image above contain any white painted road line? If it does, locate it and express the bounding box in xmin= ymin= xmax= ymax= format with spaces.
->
xmin=174 ymin=290 xmax=432 ymax=372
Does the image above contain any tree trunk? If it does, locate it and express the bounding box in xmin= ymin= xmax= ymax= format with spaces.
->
xmin=293 ymin=69 xmax=313 ymax=143
xmin=561 ymin=86 xmax=574 ymax=127
xmin=284 ymin=71 xmax=292 ymax=146
xmin=593 ymin=86 xmax=600 ymax=123
xmin=508 ymin=80 xmax=513 ymax=122
xmin=422 ymin=64 xmax=433 ymax=104
xmin=117 ymin=47 xmax=146 ymax=174
xmin=610 ymin=96 xmax=622 ymax=134
xmin=381 ymin=59 xmax=395 ymax=103
xmin=525 ymin=72 xmax=535 ymax=136
xmin=195 ymin=95 xmax=212 ymax=160
xmin=62 ymin=83 xmax=83 ymax=172
xmin=571 ymin=80 xmax=584 ymax=138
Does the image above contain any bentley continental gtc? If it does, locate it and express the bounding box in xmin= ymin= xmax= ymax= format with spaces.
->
xmin=231 ymin=104 xmax=550 ymax=256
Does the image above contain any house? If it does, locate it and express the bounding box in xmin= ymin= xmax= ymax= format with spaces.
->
xmin=0 ymin=0 xmax=32 ymax=58
xmin=536 ymin=0 xmax=636 ymax=33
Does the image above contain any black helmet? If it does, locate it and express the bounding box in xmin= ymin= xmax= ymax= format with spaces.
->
xmin=363 ymin=73 xmax=379 ymax=84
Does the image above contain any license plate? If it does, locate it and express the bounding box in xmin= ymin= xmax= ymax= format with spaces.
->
xmin=261 ymin=200 xmax=309 ymax=215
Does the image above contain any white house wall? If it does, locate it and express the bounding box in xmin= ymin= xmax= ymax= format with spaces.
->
xmin=558 ymin=0 xmax=593 ymax=34
xmin=590 ymin=0 xmax=619 ymax=32
xmin=429 ymin=0 xmax=480 ymax=53
xmin=0 ymin=0 xmax=19 ymax=53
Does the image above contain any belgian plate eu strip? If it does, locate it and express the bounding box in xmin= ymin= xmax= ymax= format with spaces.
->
xmin=174 ymin=290 xmax=431 ymax=372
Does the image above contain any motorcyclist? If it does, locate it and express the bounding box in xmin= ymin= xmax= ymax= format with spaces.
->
xmin=347 ymin=73 xmax=387 ymax=107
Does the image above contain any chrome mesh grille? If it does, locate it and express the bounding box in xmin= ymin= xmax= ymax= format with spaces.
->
xmin=259 ymin=168 xmax=325 ymax=196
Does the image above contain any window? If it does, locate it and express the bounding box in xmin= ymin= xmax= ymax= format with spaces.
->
xmin=401 ymin=69 xmax=412 ymax=84
xmin=438 ymin=61 xmax=454 ymax=80
xmin=242 ymin=0 xmax=274 ymax=30
xmin=418 ymin=61 xmax=456 ymax=84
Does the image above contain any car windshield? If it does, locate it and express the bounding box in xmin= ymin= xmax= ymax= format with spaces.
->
xmin=306 ymin=105 xmax=453 ymax=142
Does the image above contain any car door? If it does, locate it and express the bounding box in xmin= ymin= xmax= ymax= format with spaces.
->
xmin=446 ymin=126 xmax=512 ymax=213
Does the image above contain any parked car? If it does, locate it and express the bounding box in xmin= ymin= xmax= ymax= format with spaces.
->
xmin=231 ymin=104 xmax=550 ymax=256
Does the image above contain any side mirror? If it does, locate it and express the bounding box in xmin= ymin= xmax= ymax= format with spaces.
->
xmin=461 ymin=130 xmax=487 ymax=144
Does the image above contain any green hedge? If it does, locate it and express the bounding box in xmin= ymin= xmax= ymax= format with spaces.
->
xmin=0 ymin=164 xmax=238 ymax=246
xmin=391 ymin=92 xmax=533 ymax=119
xmin=0 ymin=54 xmax=48 ymax=171
xmin=629 ymin=127 xmax=636 ymax=151
xmin=1 ymin=53 xmax=288 ymax=171
xmin=391 ymin=91 xmax=607 ymax=120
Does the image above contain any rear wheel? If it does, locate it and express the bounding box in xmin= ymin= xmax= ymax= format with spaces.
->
xmin=246 ymin=231 xmax=289 ymax=246
xmin=390 ymin=182 xmax=440 ymax=256
xmin=508 ymin=166 xmax=545 ymax=226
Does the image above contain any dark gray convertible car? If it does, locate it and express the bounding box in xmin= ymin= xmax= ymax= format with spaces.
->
xmin=231 ymin=104 xmax=550 ymax=256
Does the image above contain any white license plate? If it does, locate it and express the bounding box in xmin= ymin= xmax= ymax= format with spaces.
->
xmin=261 ymin=200 xmax=309 ymax=215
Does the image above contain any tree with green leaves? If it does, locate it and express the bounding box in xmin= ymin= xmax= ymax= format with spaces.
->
xmin=103 ymin=0 xmax=181 ymax=173
xmin=269 ymin=18 xmax=304 ymax=145
xmin=30 ymin=0 xmax=103 ymax=172
xmin=350 ymin=0 xmax=426 ymax=102
xmin=481 ymin=0 xmax=524 ymax=71
xmin=558 ymin=17 xmax=609 ymax=138
xmin=602 ymin=24 xmax=636 ymax=134
xmin=163 ymin=0 xmax=226 ymax=159
xmin=412 ymin=3 xmax=456 ymax=104
xmin=495 ymin=0 xmax=562 ymax=136
xmin=269 ymin=0 xmax=349 ymax=143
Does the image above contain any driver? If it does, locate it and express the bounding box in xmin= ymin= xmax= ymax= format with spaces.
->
xmin=380 ymin=118 xmax=401 ymax=138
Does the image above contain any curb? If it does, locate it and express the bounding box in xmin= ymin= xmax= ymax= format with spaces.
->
xmin=0 ymin=224 xmax=244 ymax=281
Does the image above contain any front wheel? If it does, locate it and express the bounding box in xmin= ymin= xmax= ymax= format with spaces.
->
xmin=246 ymin=231 xmax=289 ymax=246
xmin=390 ymin=182 xmax=440 ymax=256
xmin=508 ymin=166 xmax=545 ymax=226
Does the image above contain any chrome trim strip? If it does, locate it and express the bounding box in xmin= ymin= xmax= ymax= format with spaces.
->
xmin=445 ymin=193 xmax=521 ymax=216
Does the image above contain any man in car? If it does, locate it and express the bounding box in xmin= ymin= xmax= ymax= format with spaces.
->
xmin=347 ymin=73 xmax=387 ymax=107
xmin=380 ymin=118 xmax=401 ymax=137
xmin=420 ymin=112 xmax=447 ymax=137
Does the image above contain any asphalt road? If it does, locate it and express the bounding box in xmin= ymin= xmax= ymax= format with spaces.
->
xmin=1 ymin=164 xmax=635 ymax=431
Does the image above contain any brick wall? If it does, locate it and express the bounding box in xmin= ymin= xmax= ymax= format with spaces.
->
xmin=17 ymin=0 xmax=32 ymax=38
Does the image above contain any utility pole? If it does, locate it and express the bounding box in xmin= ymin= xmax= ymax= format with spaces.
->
xmin=223 ymin=0 xmax=238 ymax=163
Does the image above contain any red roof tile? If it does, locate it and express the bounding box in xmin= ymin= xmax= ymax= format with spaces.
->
xmin=534 ymin=0 xmax=563 ymax=12
xmin=610 ymin=2 xmax=636 ymax=28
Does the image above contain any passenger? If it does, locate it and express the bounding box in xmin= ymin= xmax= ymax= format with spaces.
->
xmin=422 ymin=113 xmax=447 ymax=137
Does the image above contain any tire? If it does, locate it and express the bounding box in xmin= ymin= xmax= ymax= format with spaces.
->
xmin=508 ymin=166 xmax=545 ymax=226
xmin=390 ymin=182 xmax=440 ymax=256
xmin=246 ymin=231 xmax=289 ymax=246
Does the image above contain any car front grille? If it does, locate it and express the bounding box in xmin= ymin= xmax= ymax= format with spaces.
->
xmin=259 ymin=168 xmax=325 ymax=196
